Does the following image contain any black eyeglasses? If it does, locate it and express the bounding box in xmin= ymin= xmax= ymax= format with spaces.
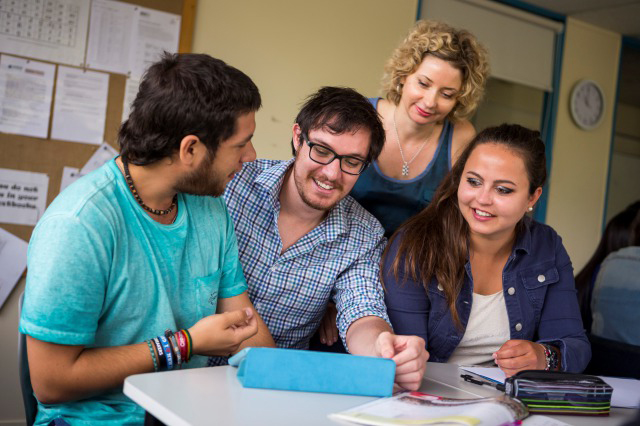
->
xmin=302 ymin=134 xmax=368 ymax=175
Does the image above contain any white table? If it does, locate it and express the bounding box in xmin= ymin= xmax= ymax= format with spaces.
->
xmin=124 ymin=362 xmax=637 ymax=426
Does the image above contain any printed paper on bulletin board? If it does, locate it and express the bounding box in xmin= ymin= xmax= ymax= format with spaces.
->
xmin=0 ymin=0 xmax=195 ymax=245
xmin=0 ymin=0 xmax=90 ymax=66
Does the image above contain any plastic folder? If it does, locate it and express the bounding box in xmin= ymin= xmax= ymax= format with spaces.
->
xmin=228 ymin=347 xmax=395 ymax=397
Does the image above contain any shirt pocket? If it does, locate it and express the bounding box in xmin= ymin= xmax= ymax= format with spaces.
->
xmin=519 ymin=262 xmax=559 ymax=310
xmin=194 ymin=270 xmax=222 ymax=319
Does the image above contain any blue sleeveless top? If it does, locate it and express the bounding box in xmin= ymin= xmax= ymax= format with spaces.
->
xmin=350 ymin=98 xmax=454 ymax=237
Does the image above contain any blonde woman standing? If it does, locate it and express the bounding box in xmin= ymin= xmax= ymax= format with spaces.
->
xmin=351 ymin=20 xmax=489 ymax=237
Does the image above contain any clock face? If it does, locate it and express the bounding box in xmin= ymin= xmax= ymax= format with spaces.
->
xmin=570 ymin=80 xmax=604 ymax=130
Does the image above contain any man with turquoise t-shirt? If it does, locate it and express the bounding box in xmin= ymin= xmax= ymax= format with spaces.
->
xmin=19 ymin=53 xmax=274 ymax=425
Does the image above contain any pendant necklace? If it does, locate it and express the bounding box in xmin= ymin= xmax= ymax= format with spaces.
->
xmin=393 ymin=109 xmax=435 ymax=177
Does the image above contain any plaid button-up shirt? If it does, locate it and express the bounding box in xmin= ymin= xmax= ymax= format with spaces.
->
xmin=222 ymin=158 xmax=390 ymax=350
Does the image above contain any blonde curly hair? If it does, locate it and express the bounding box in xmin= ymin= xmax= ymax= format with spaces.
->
xmin=382 ymin=20 xmax=490 ymax=122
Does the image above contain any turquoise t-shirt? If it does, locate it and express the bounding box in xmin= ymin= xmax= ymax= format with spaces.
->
xmin=20 ymin=159 xmax=247 ymax=425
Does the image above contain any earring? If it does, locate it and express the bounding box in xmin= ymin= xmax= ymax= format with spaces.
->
xmin=396 ymin=83 xmax=403 ymax=93
xmin=528 ymin=206 xmax=533 ymax=212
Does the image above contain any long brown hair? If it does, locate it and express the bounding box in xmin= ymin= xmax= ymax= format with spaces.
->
xmin=384 ymin=124 xmax=547 ymax=327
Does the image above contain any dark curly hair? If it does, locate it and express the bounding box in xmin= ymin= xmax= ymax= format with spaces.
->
xmin=119 ymin=52 xmax=261 ymax=165
xmin=290 ymin=86 xmax=385 ymax=163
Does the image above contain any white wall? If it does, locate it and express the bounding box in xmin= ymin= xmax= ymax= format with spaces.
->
xmin=545 ymin=18 xmax=621 ymax=272
xmin=192 ymin=0 xmax=419 ymax=160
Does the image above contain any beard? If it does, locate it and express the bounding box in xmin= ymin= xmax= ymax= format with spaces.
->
xmin=292 ymin=159 xmax=343 ymax=212
xmin=174 ymin=151 xmax=227 ymax=197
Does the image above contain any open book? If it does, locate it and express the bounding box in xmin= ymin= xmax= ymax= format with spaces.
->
xmin=329 ymin=391 xmax=528 ymax=426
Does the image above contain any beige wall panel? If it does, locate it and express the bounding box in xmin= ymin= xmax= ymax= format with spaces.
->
xmin=546 ymin=18 xmax=621 ymax=271
xmin=473 ymin=78 xmax=545 ymax=132
xmin=192 ymin=0 xmax=418 ymax=160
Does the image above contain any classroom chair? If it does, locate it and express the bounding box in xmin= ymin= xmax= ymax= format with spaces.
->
xmin=585 ymin=333 xmax=640 ymax=379
xmin=18 ymin=292 xmax=37 ymax=426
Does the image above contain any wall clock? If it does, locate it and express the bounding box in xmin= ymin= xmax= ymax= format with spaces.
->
xmin=570 ymin=79 xmax=605 ymax=131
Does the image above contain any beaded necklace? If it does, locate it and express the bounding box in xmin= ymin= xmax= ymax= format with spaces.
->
xmin=122 ymin=157 xmax=177 ymax=216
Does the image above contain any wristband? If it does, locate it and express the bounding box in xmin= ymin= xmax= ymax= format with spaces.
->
xmin=159 ymin=335 xmax=174 ymax=370
xmin=183 ymin=329 xmax=193 ymax=360
xmin=176 ymin=330 xmax=188 ymax=363
xmin=152 ymin=337 xmax=166 ymax=370
xmin=146 ymin=340 xmax=158 ymax=372
xmin=169 ymin=332 xmax=182 ymax=368
xmin=164 ymin=329 xmax=179 ymax=366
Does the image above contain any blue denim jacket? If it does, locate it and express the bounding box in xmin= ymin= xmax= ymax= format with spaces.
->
xmin=383 ymin=217 xmax=591 ymax=373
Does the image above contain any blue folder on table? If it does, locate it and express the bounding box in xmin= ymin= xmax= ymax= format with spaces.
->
xmin=228 ymin=347 xmax=395 ymax=397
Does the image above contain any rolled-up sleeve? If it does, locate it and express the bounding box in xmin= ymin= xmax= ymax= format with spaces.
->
xmin=334 ymin=235 xmax=390 ymax=349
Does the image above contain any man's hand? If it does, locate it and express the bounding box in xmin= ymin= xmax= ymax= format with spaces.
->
xmin=375 ymin=332 xmax=429 ymax=391
xmin=189 ymin=308 xmax=258 ymax=356
xmin=318 ymin=303 xmax=339 ymax=345
xmin=493 ymin=339 xmax=546 ymax=377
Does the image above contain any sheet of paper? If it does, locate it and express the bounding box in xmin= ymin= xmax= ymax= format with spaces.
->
xmin=460 ymin=366 xmax=640 ymax=408
xmin=330 ymin=391 xmax=524 ymax=426
xmin=523 ymin=415 xmax=571 ymax=426
xmin=0 ymin=0 xmax=89 ymax=66
xmin=0 ymin=168 xmax=49 ymax=226
xmin=59 ymin=166 xmax=81 ymax=193
xmin=0 ymin=228 xmax=28 ymax=310
xmin=598 ymin=376 xmax=640 ymax=409
xmin=129 ymin=7 xmax=181 ymax=79
xmin=51 ymin=66 xmax=109 ymax=145
xmin=460 ymin=367 xmax=506 ymax=384
xmin=80 ymin=142 xmax=118 ymax=175
xmin=121 ymin=77 xmax=140 ymax=122
xmin=86 ymin=0 xmax=136 ymax=75
xmin=0 ymin=55 xmax=55 ymax=138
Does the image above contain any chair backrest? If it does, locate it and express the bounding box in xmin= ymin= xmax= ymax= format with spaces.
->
xmin=585 ymin=333 xmax=640 ymax=379
xmin=18 ymin=292 xmax=37 ymax=426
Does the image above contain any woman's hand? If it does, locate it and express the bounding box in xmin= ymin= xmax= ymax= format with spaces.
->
xmin=493 ymin=339 xmax=547 ymax=377
xmin=318 ymin=302 xmax=339 ymax=345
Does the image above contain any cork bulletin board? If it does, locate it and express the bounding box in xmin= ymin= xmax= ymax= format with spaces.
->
xmin=0 ymin=0 xmax=196 ymax=244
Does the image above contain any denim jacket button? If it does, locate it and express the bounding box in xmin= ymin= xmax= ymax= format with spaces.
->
xmin=508 ymin=287 xmax=515 ymax=295
xmin=537 ymin=274 xmax=545 ymax=283
xmin=515 ymin=323 xmax=523 ymax=331
xmin=437 ymin=284 xmax=443 ymax=291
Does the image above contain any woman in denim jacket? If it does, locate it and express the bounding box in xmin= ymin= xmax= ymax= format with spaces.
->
xmin=383 ymin=124 xmax=590 ymax=375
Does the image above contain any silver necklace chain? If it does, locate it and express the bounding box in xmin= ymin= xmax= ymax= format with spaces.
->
xmin=393 ymin=110 xmax=434 ymax=176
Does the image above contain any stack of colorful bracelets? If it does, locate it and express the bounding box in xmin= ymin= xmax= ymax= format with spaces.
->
xmin=145 ymin=329 xmax=193 ymax=371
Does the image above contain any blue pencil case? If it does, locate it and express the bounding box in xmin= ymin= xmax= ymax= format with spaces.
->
xmin=228 ymin=347 xmax=395 ymax=397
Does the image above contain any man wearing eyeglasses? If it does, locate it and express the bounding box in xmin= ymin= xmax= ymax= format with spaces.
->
xmin=214 ymin=87 xmax=429 ymax=391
